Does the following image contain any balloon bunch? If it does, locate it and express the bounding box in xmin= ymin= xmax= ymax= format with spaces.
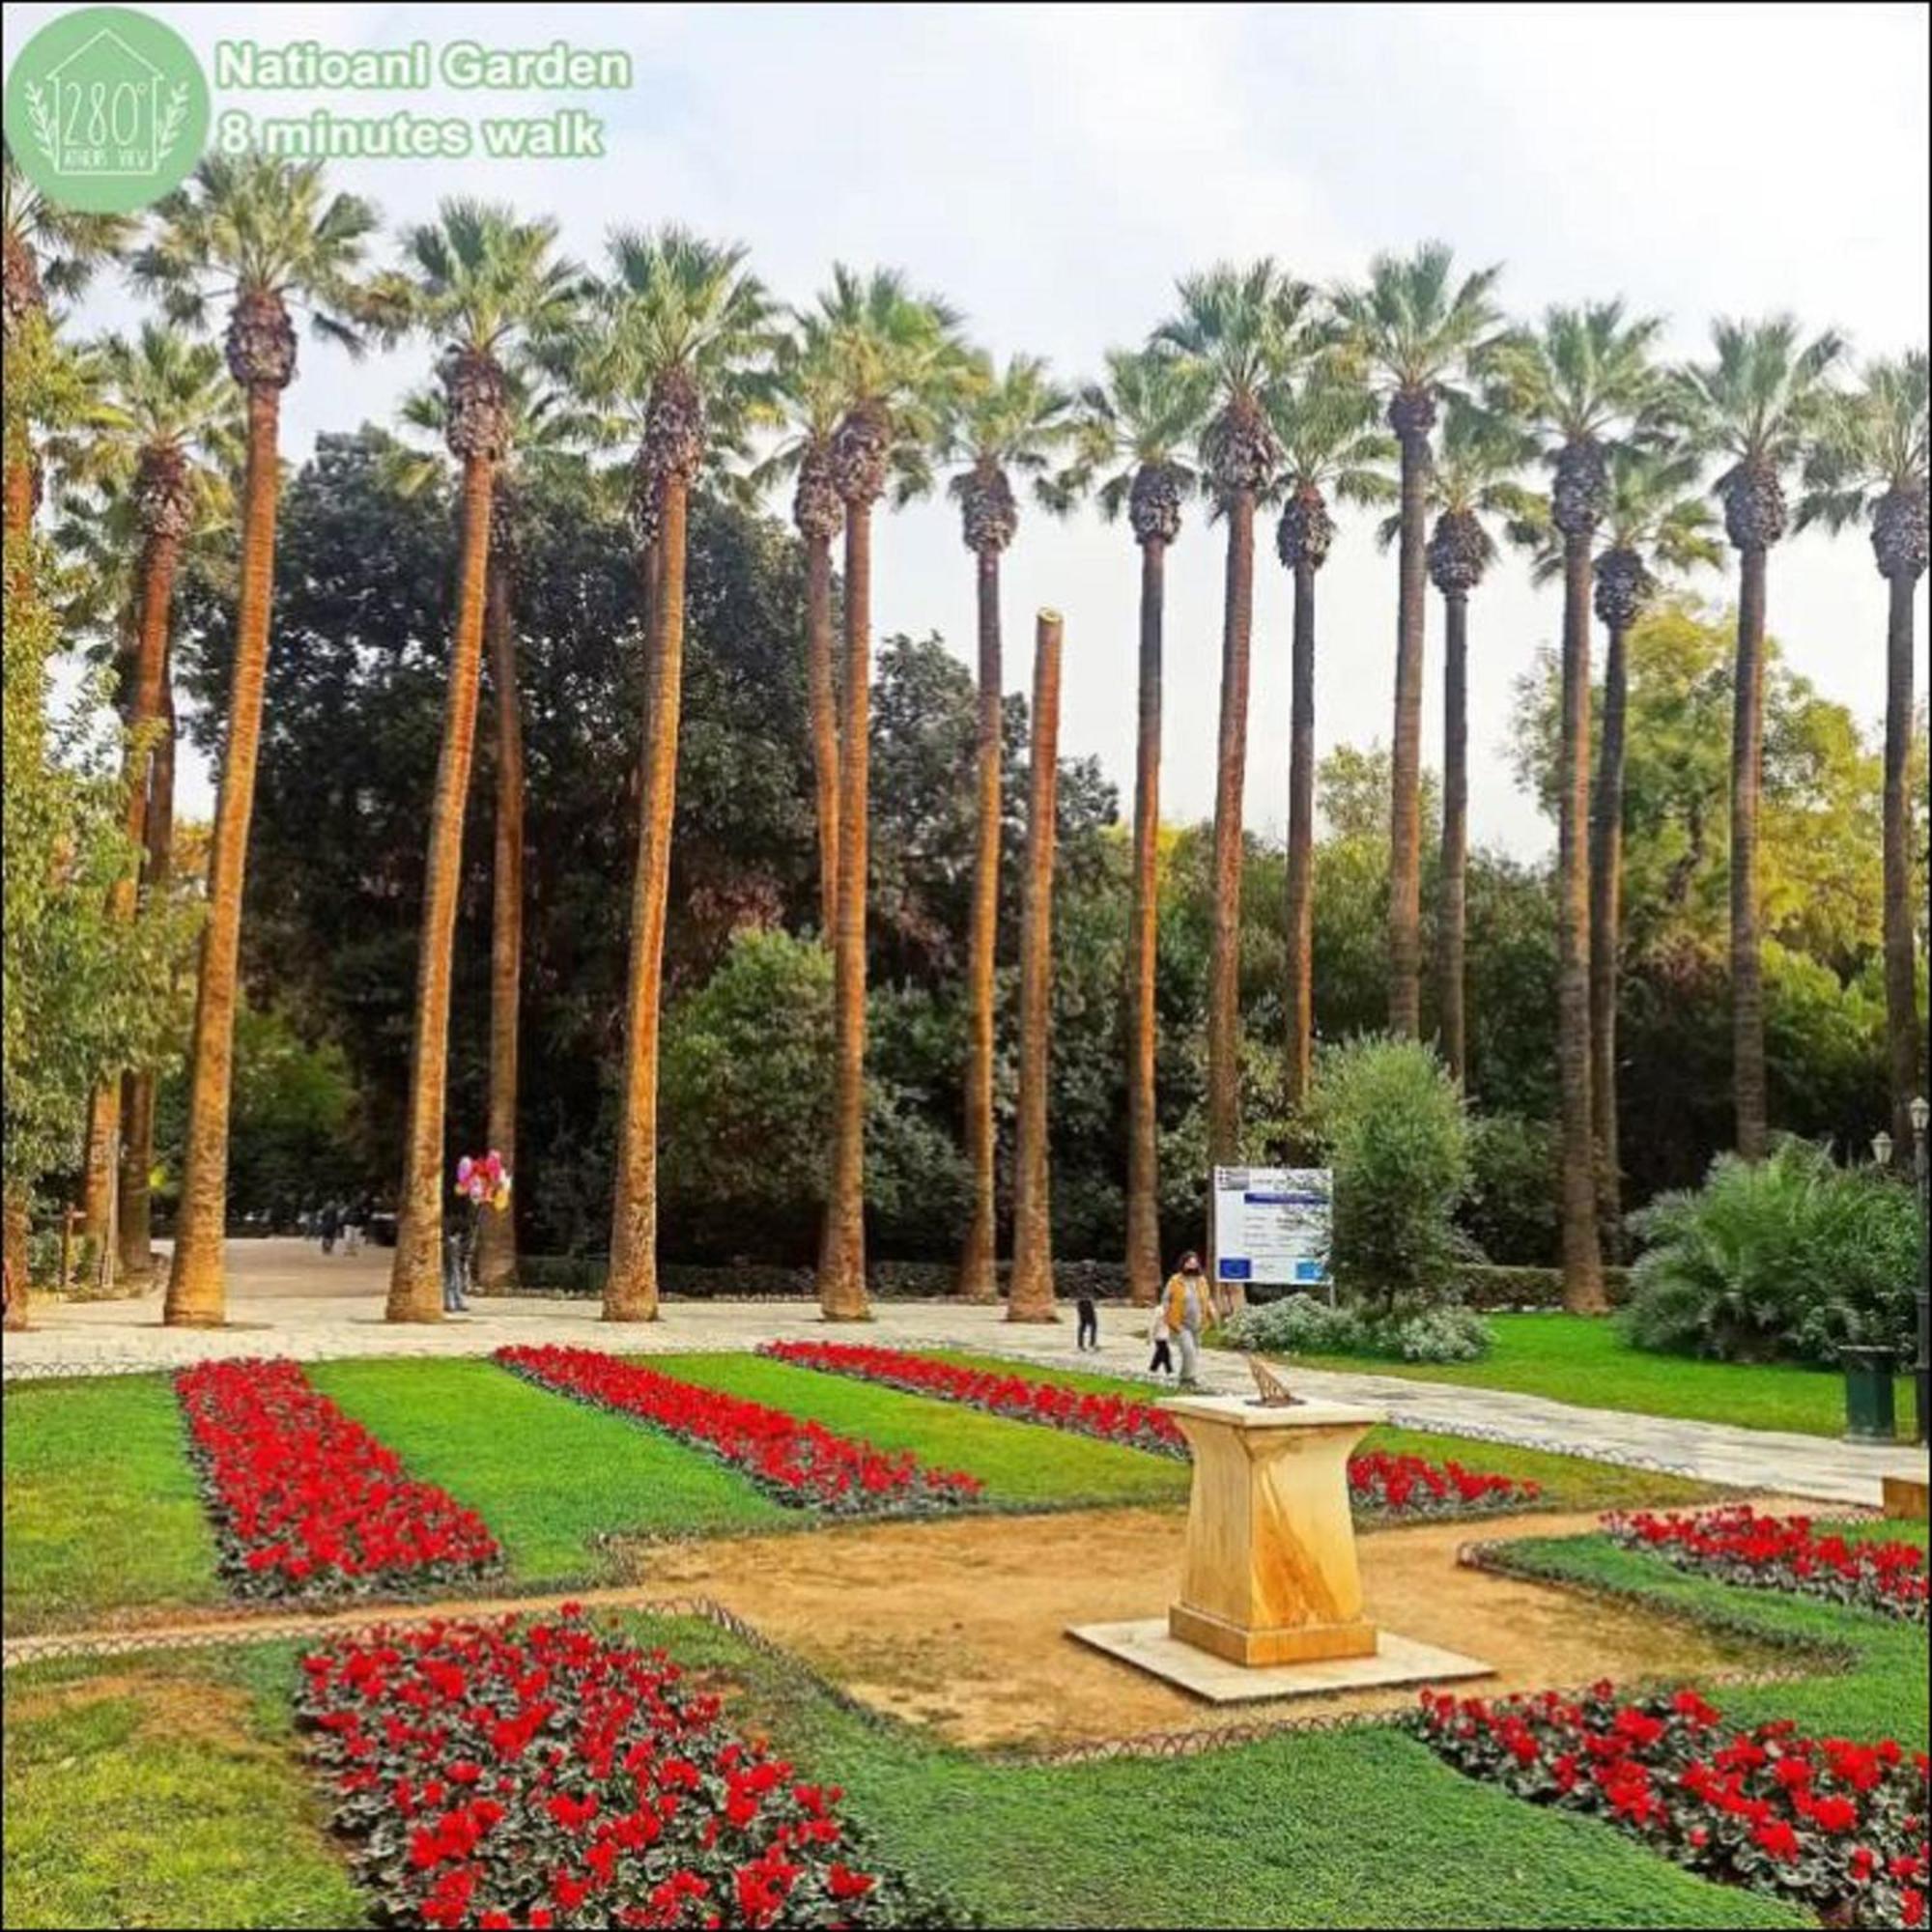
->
xmin=455 ymin=1151 xmax=512 ymax=1213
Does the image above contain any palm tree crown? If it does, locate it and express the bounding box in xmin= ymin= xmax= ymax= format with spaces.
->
xmin=1153 ymin=260 xmax=1318 ymax=495
xmin=1490 ymin=301 xmax=1667 ymax=537
xmin=1800 ymin=351 xmax=1928 ymax=581
xmin=1381 ymin=399 xmax=1535 ymax=595
xmin=943 ymin=352 xmax=1075 ymax=554
xmin=1676 ymin=315 xmax=1847 ymax=552
xmin=1268 ymin=374 xmax=1397 ymax=571
xmin=2 ymin=136 xmax=133 ymax=338
xmin=133 ymin=155 xmax=385 ymax=391
xmin=1063 ymin=346 xmax=1208 ymax=546
xmin=1331 ymin=241 xmax=1504 ymax=445
xmin=399 ymin=201 xmax=581 ymax=466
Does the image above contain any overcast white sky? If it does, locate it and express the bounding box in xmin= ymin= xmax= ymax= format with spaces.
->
xmin=11 ymin=2 xmax=1928 ymax=851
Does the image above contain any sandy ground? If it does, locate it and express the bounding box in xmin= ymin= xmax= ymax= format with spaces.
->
xmin=623 ymin=1504 xmax=1782 ymax=1749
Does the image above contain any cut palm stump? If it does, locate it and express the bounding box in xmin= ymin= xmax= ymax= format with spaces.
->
xmin=1072 ymin=1394 xmax=1493 ymax=1703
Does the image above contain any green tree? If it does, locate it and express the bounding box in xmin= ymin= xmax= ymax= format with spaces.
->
xmin=135 ymin=154 xmax=384 ymax=1326
xmin=1801 ymin=351 xmax=1929 ymax=1153
xmin=1675 ymin=316 xmax=1847 ymax=1160
xmin=1332 ymin=242 xmax=1503 ymax=1039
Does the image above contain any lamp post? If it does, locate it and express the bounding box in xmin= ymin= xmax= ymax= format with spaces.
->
xmin=1911 ymin=1094 xmax=1930 ymax=1446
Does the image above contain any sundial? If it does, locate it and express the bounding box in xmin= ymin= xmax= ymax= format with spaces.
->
xmin=1245 ymin=1353 xmax=1300 ymax=1407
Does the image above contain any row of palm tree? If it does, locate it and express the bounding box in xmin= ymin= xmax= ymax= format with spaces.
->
xmin=5 ymin=147 xmax=1923 ymax=1330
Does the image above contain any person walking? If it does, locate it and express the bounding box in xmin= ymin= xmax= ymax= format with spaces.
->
xmin=1161 ymin=1250 xmax=1214 ymax=1389
xmin=1075 ymin=1294 xmax=1099 ymax=1351
xmin=441 ymin=1224 xmax=470 ymax=1313
xmin=1147 ymin=1299 xmax=1176 ymax=1378
xmin=318 ymin=1200 xmax=341 ymax=1257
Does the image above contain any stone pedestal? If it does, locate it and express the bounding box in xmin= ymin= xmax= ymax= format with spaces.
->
xmin=1164 ymin=1393 xmax=1378 ymax=1667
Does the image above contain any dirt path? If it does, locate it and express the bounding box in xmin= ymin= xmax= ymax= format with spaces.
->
xmin=620 ymin=1504 xmax=1785 ymax=1748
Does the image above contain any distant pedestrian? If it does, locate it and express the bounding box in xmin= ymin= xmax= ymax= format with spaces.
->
xmin=342 ymin=1199 xmax=364 ymax=1256
xmin=1075 ymin=1294 xmax=1098 ymax=1351
xmin=1161 ymin=1251 xmax=1213 ymax=1389
xmin=318 ymin=1201 xmax=341 ymax=1256
xmin=442 ymin=1229 xmax=469 ymax=1313
xmin=1147 ymin=1303 xmax=1175 ymax=1378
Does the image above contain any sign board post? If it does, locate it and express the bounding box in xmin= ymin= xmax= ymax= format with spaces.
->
xmin=1210 ymin=1167 xmax=1334 ymax=1306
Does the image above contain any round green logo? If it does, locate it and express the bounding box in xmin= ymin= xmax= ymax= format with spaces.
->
xmin=5 ymin=6 xmax=209 ymax=213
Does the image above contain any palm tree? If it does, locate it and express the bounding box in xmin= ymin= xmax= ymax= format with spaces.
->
xmin=386 ymin=373 xmax=594 ymax=1295
xmin=1269 ymin=375 xmax=1396 ymax=1106
xmin=1065 ymin=348 xmax=1208 ymax=1304
xmin=1009 ymin=610 xmax=1065 ymax=1322
xmin=758 ymin=320 xmax=848 ymax=939
xmin=1154 ymin=262 xmax=1317 ymax=1219
xmin=383 ymin=203 xmax=579 ymax=1323
xmin=1492 ymin=301 xmax=1667 ymax=1311
xmin=1677 ymin=317 xmax=1847 ymax=1159
xmin=1801 ymin=353 xmax=1928 ymax=1155
xmin=135 ymin=155 xmax=384 ymax=1327
xmin=944 ymin=352 xmax=1074 ymax=1304
xmin=1332 ymin=243 xmax=1503 ymax=1038
xmin=71 ymin=326 xmax=242 ymax=1260
xmin=1387 ymin=401 xmax=1535 ymax=1087
xmin=2 ymin=137 xmax=132 ymax=540
xmin=569 ymin=227 xmax=776 ymax=1322
xmin=811 ymin=267 xmax=965 ymax=1321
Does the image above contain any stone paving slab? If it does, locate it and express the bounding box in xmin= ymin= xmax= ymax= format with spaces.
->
xmin=5 ymin=1240 xmax=1925 ymax=1509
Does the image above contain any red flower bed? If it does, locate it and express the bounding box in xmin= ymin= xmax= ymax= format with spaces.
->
xmin=759 ymin=1341 xmax=1539 ymax=1518
xmin=1415 ymin=1681 xmax=1929 ymax=1929
xmin=760 ymin=1339 xmax=1191 ymax=1457
xmin=298 ymin=1609 xmax=952 ymax=1928
xmin=1605 ymin=1506 xmax=1928 ymax=1623
xmin=176 ymin=1358 xmax=501 ymax=1602
xmin=497 ymin=1346 xmax=981 ymax=1517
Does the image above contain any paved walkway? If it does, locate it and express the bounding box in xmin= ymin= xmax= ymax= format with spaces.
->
xmin=7 ymin=1240 xmax=1925 ymax=1508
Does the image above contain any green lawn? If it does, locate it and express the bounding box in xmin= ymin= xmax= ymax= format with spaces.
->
xmin=308 ymin=1356 xmax=786 ymax=1585
xmin=924 ymin=1347 xmax=1717 ymax=1512
xmin=1271 ymin=1312 xmax=1923 ymax=1439
xmin=651 ymin=1351 xmax=1190 ymax=1508
xmin=3 ymin=1374 xmax=219 ymax=1633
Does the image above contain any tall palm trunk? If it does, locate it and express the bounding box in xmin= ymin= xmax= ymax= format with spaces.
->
xmin=120 ymin=674 xmax=175 ymax=1285
xmin=4 ymin=449 xmax=31 ymax=546
xmin=1009 ymin=611 xmax=1063 ymax=1321
xmin=1589 ymin=616 xmax=1631 ymax=1256
xmin=1125 ymin=537 xmax=1166 ymax=1305
xmin=80 ymin=520 xmax=182 ymax=1259
xmin=166 ymin=384 xmax=284 ymax=1325
xmin=473 ymin=553 xmax=524 ymax=1293
xmin=1206 ymin=492 xmax=1255 ymax=1176
xmin=1730 ymin=548 xmax=1770 ymax=1159
xmin=387 ymin=452 xmax=497 ymax=1321
xmin=818 ymin=499 xmax=873 ymax=1320
xmin=1437 ymin=589 xmax=1469 ymax=1086
xmin=1283 ymin=556 xmax=1319 ymax=1110
xmin=3 ymin=1182 xmax=29 ymax=1328
xmin=606 ymin=477 xmax=691 ymax=1321
xmin=1388 ymin=429 xmax=1430 ymax=1037
xmin=1557 ymin=534 xmax=1605 ymax=1311
xmin=1881 ymin=568 xmax=1922 ymax=1152
xmin=957 ymin=546 xmax=1003 ymax=1302
xmin=805 ymin=530 xmax=839 ymax=939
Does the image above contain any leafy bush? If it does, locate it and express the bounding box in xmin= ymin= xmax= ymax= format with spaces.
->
xmin=1304 ymin=1035 xmax=1474 ymax=1313
xmin=1223 ymin=1294 xmax=1492 ymax=1363
xmin=1462 ymin=1113 xmax=1559 ymax=1265
xmin=1623 ymin=1138 xmax=1918 ymax=1365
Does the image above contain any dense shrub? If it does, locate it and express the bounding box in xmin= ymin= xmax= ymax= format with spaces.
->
xmin=1450 ymin=1263 xmax=1632 ymax=1310
xmin=504 ymin=1257 xmax=1135 ymax=1302
xmin=1304 ymin=1036 xmax=1474 ymax=1313
xmin=1222 ymin=1295 xmax=1492 ymax=1363
xmin=1462 ymin=1113 xmax=1559 ymax=1266
xmin=1623 ymin=1138 xmax=1917 ymax=1365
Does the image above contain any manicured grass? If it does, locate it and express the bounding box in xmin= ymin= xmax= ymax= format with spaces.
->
xmin=3 ymin=1608 xmax=1802 ymax=1932
xmin=1487 ymin=1519 xmax=1928 ymax=1746
xmin=308 ymin=1356 xmax=785 ymax=1587
xmin=651 ymin=1352 xmax=1189 ymax=1508
xmin=925 ymin=1348 xmax=1716 ymax=1513
xmin=3 ymin=1373 xmax=219 ymax=1634
xmin=3 ymin=1644 xmax=364 ymax=1928
xmin=1274 ymin=1312 xmax=1922 ymax=1439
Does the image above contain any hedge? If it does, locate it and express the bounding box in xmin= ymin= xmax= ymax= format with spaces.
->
xmin=500 ymin=1256 xmax=1136 ymax=1302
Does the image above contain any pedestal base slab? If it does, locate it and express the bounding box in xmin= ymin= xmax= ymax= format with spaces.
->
xmin=1168 ymin=1600 xmax=1377 ymax=1666
xmin=1070 ymin=1619 xmax=1492 ymax=1706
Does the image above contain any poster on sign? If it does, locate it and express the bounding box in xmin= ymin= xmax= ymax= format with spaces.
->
xmin=1211 ymin=1167 xmax=1333 ymax=1295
